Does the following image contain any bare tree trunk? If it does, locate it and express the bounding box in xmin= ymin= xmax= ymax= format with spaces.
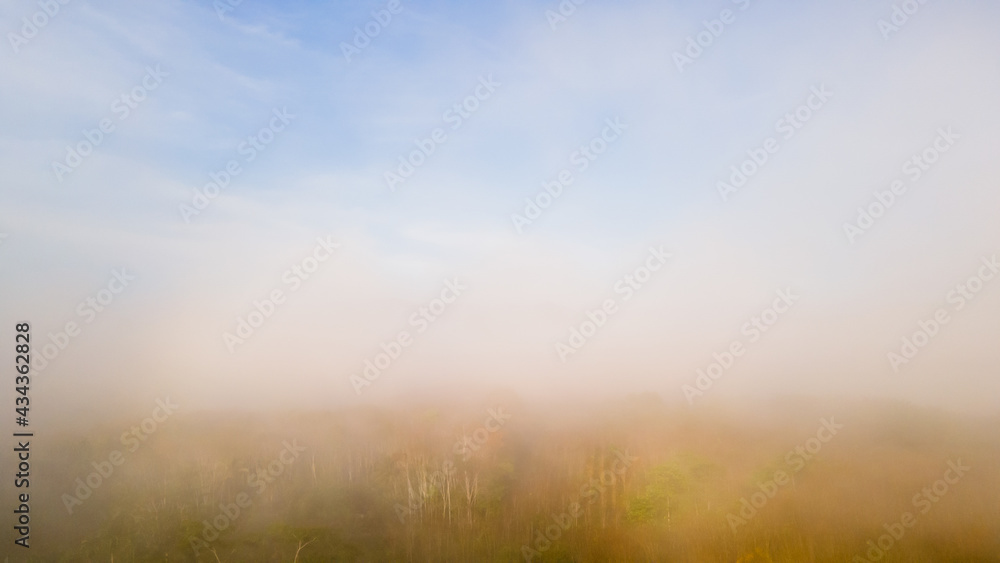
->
xmin=440 ymin=466 xmax=449 ymax=521
xmin=418 ymin=460 xmax=429 ymax=520
xmin=445 ymin=468 xmax=453 ymax=526
xmin=464 ymin=471 xmax=478 ymax=524
xmin=293 ymin=538 xmax=315 ymax=563
xmin=599 ymin=449 xmax=607 ymax=529
xmin=404 ymin=460 xmax=417 ymax=521
xmin=611 ymin=456 xmax=618 ymax=527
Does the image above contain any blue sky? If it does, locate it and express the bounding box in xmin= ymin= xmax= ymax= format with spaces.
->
xmin=2 ymin=0 xmax=999 ymax=416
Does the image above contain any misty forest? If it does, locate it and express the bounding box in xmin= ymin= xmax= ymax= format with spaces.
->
xmin=8 ymin=394 xmax=1000 ymax=562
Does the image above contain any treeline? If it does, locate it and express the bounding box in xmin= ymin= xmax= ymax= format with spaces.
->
xmin=11 ymin=394 xmax=1000 ymax=561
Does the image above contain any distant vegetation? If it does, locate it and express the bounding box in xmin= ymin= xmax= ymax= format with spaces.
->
xmin=10 ymin=394 xmax=1000 ymax=562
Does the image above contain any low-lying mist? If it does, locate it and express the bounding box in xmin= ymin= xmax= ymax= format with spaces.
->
xmin=10 ymin=392 xmax=999 ymax=561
